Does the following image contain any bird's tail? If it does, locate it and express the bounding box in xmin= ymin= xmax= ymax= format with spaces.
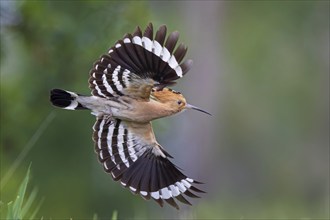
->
xmin=50 ymin=89 xmax=87 ymax=110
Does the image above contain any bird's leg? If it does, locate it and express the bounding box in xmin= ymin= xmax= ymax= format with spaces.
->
xmin=100 ymin=104 xmax=114 ymax=124
xmin=103 ymin=114 xmax=114 ymax=125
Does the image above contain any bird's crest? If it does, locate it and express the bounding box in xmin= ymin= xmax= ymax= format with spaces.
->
xmin=151 ymin=88 xmax=184 ymax=103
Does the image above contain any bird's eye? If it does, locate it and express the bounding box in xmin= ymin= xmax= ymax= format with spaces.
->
xmin=177 ymin=100 xmax=182 ymax=105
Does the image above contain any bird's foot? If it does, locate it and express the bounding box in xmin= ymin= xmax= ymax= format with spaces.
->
xmin=103 ymin=114 xmax=114 ymax=125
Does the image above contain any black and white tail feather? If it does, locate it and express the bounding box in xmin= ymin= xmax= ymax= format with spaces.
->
xmin=50 ymin=23 xmax=204 ymax=209
xmin=50 ymin=89 xmax=87 ymax=110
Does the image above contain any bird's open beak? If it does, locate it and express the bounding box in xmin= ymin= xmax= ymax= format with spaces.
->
xmin=185 ymin=104 xmax=212 ymax=116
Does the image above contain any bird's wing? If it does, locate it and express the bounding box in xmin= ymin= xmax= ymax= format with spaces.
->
xmin=93 ymin=117 xmax=204 ymax=209
xmin=88 ymin=23 xmax=193 ymax=100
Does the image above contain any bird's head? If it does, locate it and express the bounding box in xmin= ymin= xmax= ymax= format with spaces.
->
xmin=151 ymin=88 xmax=211 ymax=116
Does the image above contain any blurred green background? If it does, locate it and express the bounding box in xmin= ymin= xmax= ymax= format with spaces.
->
xmin=1 ymin=0 xmax=329 ymax=219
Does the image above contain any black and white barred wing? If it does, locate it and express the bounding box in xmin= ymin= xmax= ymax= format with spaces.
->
xmin=89 ymin=23 xmax=193 ymax=100
xmin=93 ymin=117 xmax=204 ymax=209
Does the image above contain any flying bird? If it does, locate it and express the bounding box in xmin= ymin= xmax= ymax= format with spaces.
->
xmin=50 ymin=23 xmax=210 ymax=209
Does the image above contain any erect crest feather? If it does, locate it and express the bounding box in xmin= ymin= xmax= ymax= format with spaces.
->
xmin=151 ymin=88 xmax=184 ymax=103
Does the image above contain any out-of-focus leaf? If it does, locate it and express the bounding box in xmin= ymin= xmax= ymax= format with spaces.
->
xmin=111 ymin=210 xmax=118 ymax=220
xmin=11 ymin=165 xmax=31 ymax=219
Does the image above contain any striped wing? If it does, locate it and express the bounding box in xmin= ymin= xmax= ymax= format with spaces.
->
xmin=93 ymin=117 xmax=204 ymax=209
xmin=88 ymin=23 xmax=193 ymax=100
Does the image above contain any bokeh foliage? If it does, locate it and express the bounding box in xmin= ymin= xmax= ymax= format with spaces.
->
xmin=1 ymin=0 xmax=329 ymax=219
xmin=1 ymin=1 xmax=152 ymax=218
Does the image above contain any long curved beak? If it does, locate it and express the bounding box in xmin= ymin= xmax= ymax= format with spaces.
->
xmin=186 ymin=104 xmax=212 ymax=116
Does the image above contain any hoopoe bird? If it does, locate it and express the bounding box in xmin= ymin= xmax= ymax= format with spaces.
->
xmin=50 ymin=23 xmax=210 ymax=209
